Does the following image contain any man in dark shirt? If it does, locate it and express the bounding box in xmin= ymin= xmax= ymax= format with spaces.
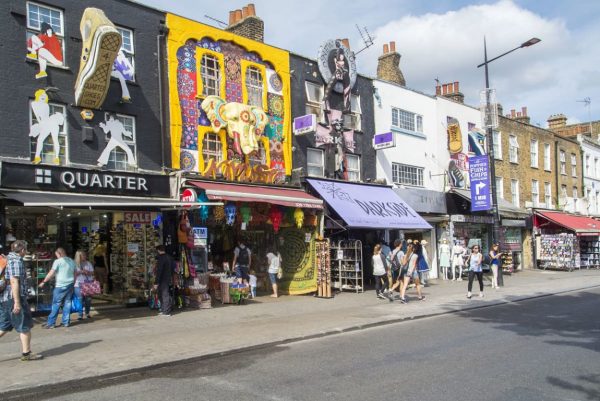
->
xmin=154 ymin=245 xmax=173 ymax=316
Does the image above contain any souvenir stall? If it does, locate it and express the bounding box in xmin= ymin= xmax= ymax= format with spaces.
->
xmin=498 ymin=225 xmax=524 ymax=273
xmin=534 ymin=211 xmax=600 ymax=271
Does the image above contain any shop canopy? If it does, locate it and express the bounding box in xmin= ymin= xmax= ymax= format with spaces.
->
xmin=535 ymin=211 xmax=600 ymax=235
xmin=188 ymin=181 xmax=323 ymax=209
xmin=307 ymin=179 xmax=432 ymax=229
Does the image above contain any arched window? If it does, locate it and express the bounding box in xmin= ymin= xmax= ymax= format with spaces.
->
xmin=200 ymin=54 xmax=221 ymax=97
xmin=202 ymin=133 xmax=222 ymax=164
xmin=245 ymin=66 xmax=263 ymax=107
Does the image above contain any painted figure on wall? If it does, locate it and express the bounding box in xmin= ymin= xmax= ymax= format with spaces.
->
xmin=112 ymin=50 xmax=134 ymax=103
xmin=97 ymin=114 xmax=136 ymax=167
xmin=29 ymin=89 xmax=65 ymax=165
xmin=315 ymin=108 xmax=355 ymax=180
xmin=468 ymin=122 xmax=486 ymax=156
xmin=317 ymin=39 xmax=357 ymax=114
xmin=26 ymin=23 xmax=64 ymax=79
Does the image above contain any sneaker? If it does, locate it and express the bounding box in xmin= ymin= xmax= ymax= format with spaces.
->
xmin=26 ymin=52 xmax=38 ymax=60
xmin=448 ymin=160 xmax=465 ymax=188
xmin=32 ymin=156 xmax=42 ymax=165
xmin=42 ymin=324 xmax=55 ymax=329
xmin=35 ymin=71 xmax=48 ymax=79
xmin=418 ymin=296 xmax=426 ymax=301
xmin=377 ymin=293 xmax=386 ymax=300
xmin=467 ymin=292 xmax=472 ymax=299
xmin=21 ymin=353 xmax=43 ymax=361
xmin=77 ymin=317 xmax=83 ymax=321
xmin=399 ymin=297 xmax=407 ymax=304
xmin=479 ymin=292 xmax=484 ymax=298
xmin=447 ymin=120 xmax=463 ymax=153
xmin=86 ymin=314 xmax=92 ymax=319
xmin=74 ymin=8 xmax=122 ymax=109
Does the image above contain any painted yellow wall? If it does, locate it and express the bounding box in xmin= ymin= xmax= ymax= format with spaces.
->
xmin=166 ymin=13 xmax=292 ymax=175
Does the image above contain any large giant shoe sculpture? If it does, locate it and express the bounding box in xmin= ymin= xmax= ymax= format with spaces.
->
xmin=74 ymin=8 xmax=121 ymax=109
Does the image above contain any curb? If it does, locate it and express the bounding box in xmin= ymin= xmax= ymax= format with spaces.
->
xmin=3 ymin=283 xmax=600 ymax=400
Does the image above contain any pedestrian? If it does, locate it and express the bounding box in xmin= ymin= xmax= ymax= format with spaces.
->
xmin=0 ymin=240 xmax=43 ymax=361
xmin=248 ymin=270 xmax=257 ymax=299
xmin=154 ymin=245 xmax=173 ymax=316
xmin=389 ymin=239 xmax=405 ymax=291
xmin=452 ymin=240 xmax=466 ymax=281
xmin=489 ymin=243 xmax=502 ymax=289
xmin=419 ymin=239 xmax=430 ymax=286
xmin=380 ymin=239 xmax=392 ymax=286
xmin=266 ymin=248 xmax=282 ymax=298
xmin=439 ymin=239 xmax=451 ymax=280
xmin=389 ymin=241 xmax=409 ymax=296
xmin=372 ymin=244 xmax=392 ymax=300
xmin=466 ymin=244 xmax=484 ymax=299
xmin=232 ymin=238 xmax=252 ymax=285
xmin=399 ymin=242 xmax=425 ymax=303
xmin=39 ymin=248 xmax=76 ymax=328
xmin=74 ymin=250 xmax=94 ymax=320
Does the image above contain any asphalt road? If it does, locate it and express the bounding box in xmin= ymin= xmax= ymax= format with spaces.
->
xmin=38 ymin=288 xmax=600 ymax=401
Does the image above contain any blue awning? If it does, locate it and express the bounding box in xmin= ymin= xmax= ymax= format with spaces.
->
xmin=307 ymin=179 xmax=432 ymax=229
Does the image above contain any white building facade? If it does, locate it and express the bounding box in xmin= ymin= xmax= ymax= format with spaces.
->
xmin=579 ymin=134 xmax=600 ymax=216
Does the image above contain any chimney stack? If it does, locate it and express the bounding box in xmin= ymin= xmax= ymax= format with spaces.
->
xmin=437 ymin=81 xmax=464 ymax=103
xmin=226 ymin=3 xmax=264 ymax=43
xmin=547 ymin=113 xmax=568 ymax=129
xmin=376 ymin=41 xmax=406 ymax=86
xmin=435 ymin=85 xmax=441 ymax=96
xmin=506 ymin=106 xmax=531 ymax=124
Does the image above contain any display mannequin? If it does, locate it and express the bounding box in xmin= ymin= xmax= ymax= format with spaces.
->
xmin=451 ymin=240 xmax=465 ymax=281
xmin=439 ymin=239 xmax=451 ymax=280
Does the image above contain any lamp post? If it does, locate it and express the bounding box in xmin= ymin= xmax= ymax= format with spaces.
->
xmin=477 ymin=37 xmax=540 ymax=286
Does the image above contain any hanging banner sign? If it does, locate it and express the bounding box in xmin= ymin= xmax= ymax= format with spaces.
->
xmin=293 ymin=114 xmax=317 ymax=135
xmin=469 ymin=155 xmax=492 ymax=212
xmin=373 ymin=132 xmax=395 ymax=150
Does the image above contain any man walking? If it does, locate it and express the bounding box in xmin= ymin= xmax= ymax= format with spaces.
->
xmin=232 ymin=239 xmax=252 ymax=285
xmin=154 ymin=245 xmax=173 ymax=316
xmin=39 ymin=248 xmax=76 ymax=328
xmin=0 ymin=240 xmax=43 ymax=361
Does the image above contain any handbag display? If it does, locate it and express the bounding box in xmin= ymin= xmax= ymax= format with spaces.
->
xmin=80 ymin=280 xmax=102 ymax=296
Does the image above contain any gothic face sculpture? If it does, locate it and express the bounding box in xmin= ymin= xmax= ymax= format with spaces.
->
xmin=201 ymin=96 xmax=268 ymax=155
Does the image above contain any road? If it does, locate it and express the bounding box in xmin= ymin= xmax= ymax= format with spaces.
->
xmin=37 ymin=287 xmax=599 ymax=401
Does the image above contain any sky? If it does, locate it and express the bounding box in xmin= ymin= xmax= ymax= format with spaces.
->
xmin=136 ymin=0 xmax=600 ymax=128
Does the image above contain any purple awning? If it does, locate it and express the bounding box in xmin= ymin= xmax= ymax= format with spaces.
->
xmin=307 ymin=179 xmax=432 ymax=229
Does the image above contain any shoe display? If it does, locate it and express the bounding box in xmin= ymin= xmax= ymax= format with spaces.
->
xmin=448 ymin=160 xmax=465 ymax=188
xmin=447 ymin=121 xmax=463 ymax=154
xmin=74 ymin=8 xmax=122 ymax=109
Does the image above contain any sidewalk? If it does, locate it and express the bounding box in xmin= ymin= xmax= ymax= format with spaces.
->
xmin=2 ymin=269 xmax=600 ymax=396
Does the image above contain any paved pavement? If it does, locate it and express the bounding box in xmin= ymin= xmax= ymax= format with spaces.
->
xmin=1 ymin=269 xmax=600 ymax=398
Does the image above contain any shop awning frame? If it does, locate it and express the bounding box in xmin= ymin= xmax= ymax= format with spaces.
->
xmin=450 ymin=188 xmax=529 ymax=218
xmin=534 ymin=210 xmax=600 ymax=235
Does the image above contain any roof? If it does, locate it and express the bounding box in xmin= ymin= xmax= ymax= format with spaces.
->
xmin=535 ymin=210 xmax=600 ymax=235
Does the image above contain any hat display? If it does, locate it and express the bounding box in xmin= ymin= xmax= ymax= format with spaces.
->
xmin=421 ymin=240 xmax=428 ymax=245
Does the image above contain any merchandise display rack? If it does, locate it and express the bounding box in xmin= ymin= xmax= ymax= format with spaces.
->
xmin=28 ymin=258 xmax=54 ymax=312
xmin=315 ymin=239 xmax=332 ymax=298
xmin=330 ymin=239 xmax=363 ymax=293
xmin=579 ymin=236 xmax=600 ymax=269
xmin=538 ymin=233 xmax=580 ymax=271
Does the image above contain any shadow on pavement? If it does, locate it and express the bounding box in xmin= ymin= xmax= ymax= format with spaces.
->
xmin=43 ymin=339 xmax=103 ymax=358
xmin=546 ymin=374 xmax=600 ymax=401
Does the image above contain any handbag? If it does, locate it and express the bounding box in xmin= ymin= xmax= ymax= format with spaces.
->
xmin=71 ymin=292 xmax=83 ymax=313
xmin=277 ymin=267 xmax=283 ymax=280
xmin=80 ymin=280 xmax=101 ymax=296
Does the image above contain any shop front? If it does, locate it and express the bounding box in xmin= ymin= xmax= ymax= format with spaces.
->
xmin=175 ymin=180 xmax=324 ymax=303
xmin=0 ymin=162 xmax=177 ymax=310
xmin=306 ymin=178 xmax=431 ymax=293
xmin=534 ymin=210 xmax=600 ymax=271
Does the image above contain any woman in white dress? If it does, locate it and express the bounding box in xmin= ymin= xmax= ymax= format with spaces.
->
xmin=451 ymin=241 xmax=466 ymax=281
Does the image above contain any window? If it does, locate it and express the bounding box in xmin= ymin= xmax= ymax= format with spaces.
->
xmin=26 ymin=2 xmax=65 ymax=69
xmin=531 ymin=180 xmax=539 ymax=207
xmin=305 ymin=81 xmax=324 ymax=121
xmin=346 ymin=154 xmax=360 ymax=182
xmin=202 ymin=133 xmax=223 ymax=164
xmin=596 ymin=191 xmax=600 ymax=214
xmin=587 ymin=188 xmax=592 ymax=212
xmin=200 ymin=54 xmax=221 ymax=97
xmin=509 ymin=135 xmax=519 ymax=163
xmin=245 ymin=66 xmax=263 ymax=107
xmin=493 ymin=131 xmax=502 ymax=159
xmin=571 ymin=153 xmax=577 ymax=177
xmin=343 ymin=95 xmax=362 ymax=131
xmin=511 ymin=179 xmax=519 ymax=207
xmin=248 ymin=141 xmax=267 ymax=166
xmin=495 ymin=176 xmax=504 ymax=199
xmin=307 ymin=148 xmax=324 ymax=177
xmin=115 ymin=27 xmax=135 ymax=81
xmin=596 ymin=158 xmax=600 ymax=178
xmin=573 ymin=187 xmax=578 ymax=210
xmin=544 ymin=143 xmax=551 ymax=171
xmin=391 ymin=107 xmax=423 ymax=133
xmin=545 ymin=182 xmax=552 ymax=208
xmin=586 ymin=154 xmax=590 ymax=176
xmin=530 ymin=140 xmax=538 ymax=168
xmin=392 ymin=163 xmax=424 ymax=187
xmin=104 ymin=113 xmax=136 ymax=171
xmin=559 ymin=151 xmax=566 ymax=175
xmin=29 ymin=101 xmax=67 ymax=165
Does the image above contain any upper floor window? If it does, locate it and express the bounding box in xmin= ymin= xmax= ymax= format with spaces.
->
xmin=245 ymin=66 xmax=263 ymax=107
xmin=29 ymin=100 xmax=67 ymax=165
xmin=586 ymin=154 xmax=590 ymax=176
xmin=511 ymin=179 xmax=520 ymax=207
xmin=392 ymin=107 xmax=423 ymax=133
xmin=493 ymin=131 xmax=502 ymax=160
xmin=200 ymin=54 xmax=221 ymax=97
xmin=346 ymin=154 xmax=360 ymax=182
xmin=103 ymin=113 xmax=136 ymax=171
xmin=307 ymin=148 xmax=324 ymax=177
xmin=596 ymin=158 xmax=600 ymax=178
xmin=544 ymin=143 xmax=551 ymax=171
xmin=115 ymin=26 xmax=135 ymax=82
xmin=392 ymin=163 xmax=424 ymax=187
xmin=509 ymin=135 xmax=519 ymax=163
xmin=573 ymin=187 xmax=578 ymax=210
xmin=531 ymin=180 xmax=539 ymax=207
xmin=305 ymin=81 xmax=324 ymax=122
xmin=26 ymin=2 xmax=65 ymax=74
xmin=344 ymin=95 xmax=362 ymax=131
xmin=545 ymin=182 xmax=552 ymax=208
xmin=571 ymin=153 xmax=577 ymax=177
xmin=202 ymin=133 xmax=223 ymax=165
xmin=530 ymin=139 xmax=538 ymax=168
xmin=560 ymin=150 xmax=566 ymax=175
xmin=495 ymin=176 xmax=504 ymax=199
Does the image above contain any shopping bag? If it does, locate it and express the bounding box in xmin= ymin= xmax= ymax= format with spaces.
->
xmin=71 ymin=293 xmax=83 ymax=313
xmin=80 ymin=280 xmax=101 ymax=296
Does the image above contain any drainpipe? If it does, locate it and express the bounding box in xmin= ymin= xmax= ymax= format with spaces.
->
xmin=555 ymin=140 xmax=560 ymax=210
xmin=157 ymin=23 xmax=169 ymax=170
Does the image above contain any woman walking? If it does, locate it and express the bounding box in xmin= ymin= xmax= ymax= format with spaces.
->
xmin=372 ymin=244 xmax=391 ymax=300
xmin=398 ymin=243 xmax=425 ymax=303
xmin=74 ymin=250 xmax=94 ymax=320
xmin=489 ymin=243 xmax=502 ymax=289
xmin=466 ymin=244 xmax=484 ymax=299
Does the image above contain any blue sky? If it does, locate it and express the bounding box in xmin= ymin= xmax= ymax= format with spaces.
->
xmin=136 ymin=0 xmax=600 ymax=128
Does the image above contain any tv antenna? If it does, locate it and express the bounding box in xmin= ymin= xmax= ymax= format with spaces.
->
xmin=354 ymin=25 xmax=375 ymax=55
xmin=577 ymin=97 xmax=593 ymax=136
xmin=204 ymin=15 xmax=227 ymax=28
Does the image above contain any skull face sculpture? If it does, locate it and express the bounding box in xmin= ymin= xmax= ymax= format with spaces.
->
xmin=224 ymin=202 xmax=237 ymax=226
xmin=201 ymin=96 xmax=269 ymax=155
xmin=293 ymin=208 xmax=304 ymax=229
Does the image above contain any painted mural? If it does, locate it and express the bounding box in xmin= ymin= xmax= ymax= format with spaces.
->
xmin=30 ymin=89 xmax=64 ymax=165
xmin=167 ymin=14 xmax=292 ymax=182
xmin=97 ymin=114 xmax=136 ymax=167
xmin=447 ymin=118 xmax=486 ymax=189
xmin=26 ymin=23 xmax=64 ymax=79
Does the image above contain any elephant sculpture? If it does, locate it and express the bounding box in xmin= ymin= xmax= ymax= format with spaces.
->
xmin=201 ymin=96 xmax=269 ymax=155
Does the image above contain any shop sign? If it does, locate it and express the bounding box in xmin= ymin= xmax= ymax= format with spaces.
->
xmin=502 ymin=219 xmax=527 ymax=227
xmin=0 ymin=162 xmax=170 ymax=198
xmin=124 ymin=212 xmax=152 ymax=224
xmin=293 ymin=114 xmax=316 ymax=135
xmin=373 ymin=132 xmax=395 ymax=150
xmin=180 ymin=188 xmax=197 ymax=203
xmin=201 ymin=159 xmax=279 ymax=184
xmin=468 ymin=155 xmax=492 ymax=212
xmin=451 ymin=214 xmax=494 ymax=224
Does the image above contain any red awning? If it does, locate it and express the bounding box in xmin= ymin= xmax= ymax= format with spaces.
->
xmin=535 ymin=211 xmax=600 ymax=235
xmin=188 ymin=181 xmax=323 ymax=209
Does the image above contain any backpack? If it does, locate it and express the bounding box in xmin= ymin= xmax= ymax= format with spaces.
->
xmin=237 ymin=247 xmax=250 ymax=266
xmin=0 ymin=255 xmax=7 ymax=292
xmin=390 ymin=251 xmax=402 ymax=272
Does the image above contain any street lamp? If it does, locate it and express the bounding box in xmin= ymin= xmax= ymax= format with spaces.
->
xmin=477 ymin=36 xmax=540 ymax=286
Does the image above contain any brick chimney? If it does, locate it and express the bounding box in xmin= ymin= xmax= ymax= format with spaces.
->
xmin=547 ymin=113 xmax=568 ymax=129
xmin=505 ymin=107 xmax=530 ymax=124
xmin=436 ymin=81 xmax=464 ymax=104
xmin=377 ymin=41 xmax=405 ymax=86
xmin=225 ymin=3 xmax=264 ymax=43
